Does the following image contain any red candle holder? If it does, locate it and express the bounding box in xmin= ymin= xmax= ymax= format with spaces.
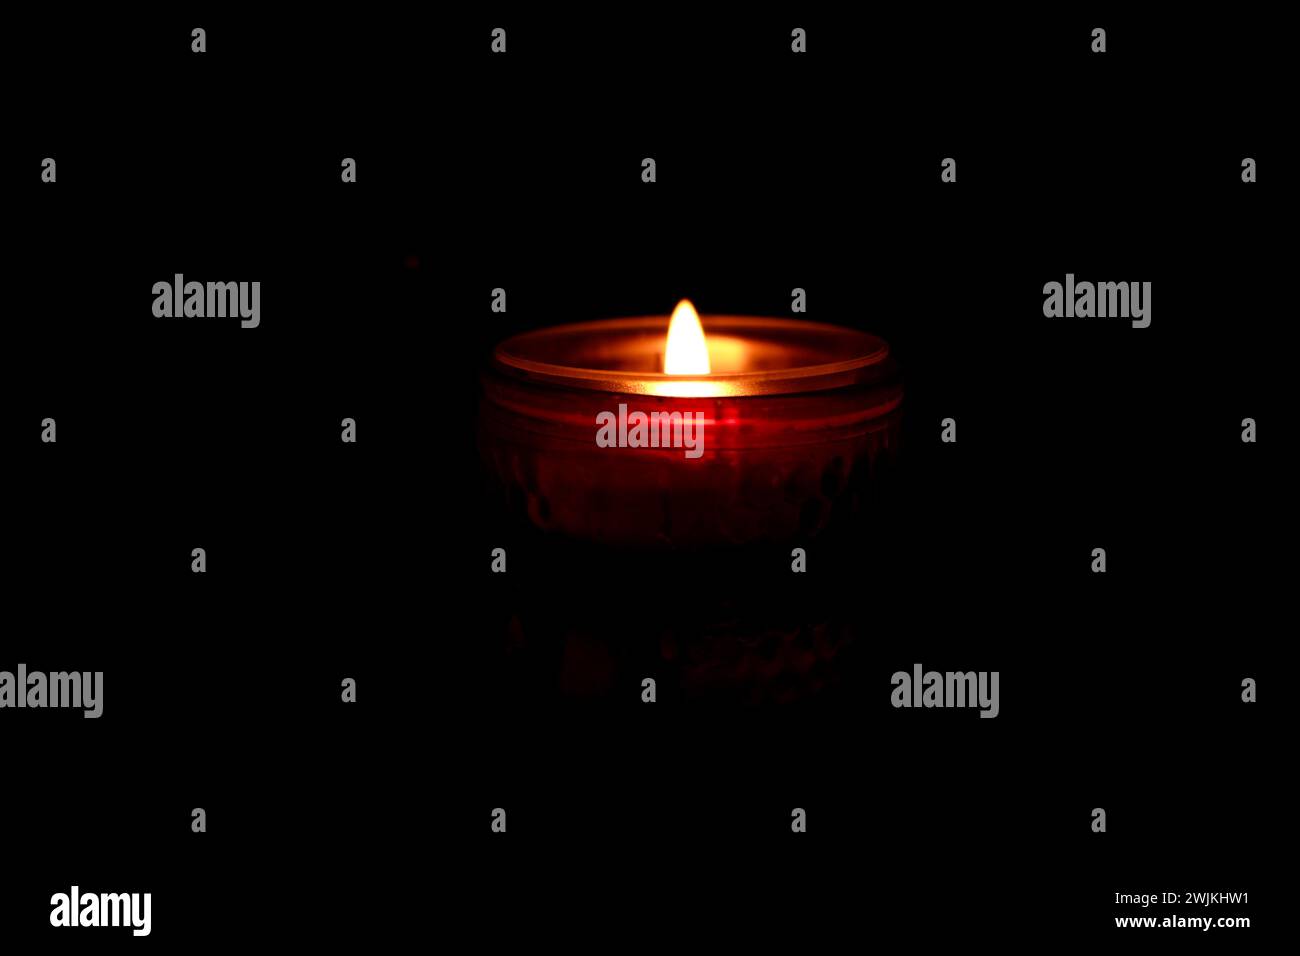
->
xmin=479 ymin=313 xmax=902 ymax=549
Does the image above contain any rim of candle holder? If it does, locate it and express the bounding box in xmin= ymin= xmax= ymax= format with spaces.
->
xmin=491 ymin=315 xmax=894 ymax=397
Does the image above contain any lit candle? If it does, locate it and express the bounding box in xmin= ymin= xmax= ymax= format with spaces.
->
xmin=480 ymin=300 xmax=902 ymax=548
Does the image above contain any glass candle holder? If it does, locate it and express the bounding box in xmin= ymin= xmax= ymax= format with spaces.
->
xmin=479 ymin=314 xmax=902 ymax=549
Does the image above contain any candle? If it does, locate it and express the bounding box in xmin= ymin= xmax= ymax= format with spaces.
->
xmin=479 ymin=300 xmax=902 ymax=549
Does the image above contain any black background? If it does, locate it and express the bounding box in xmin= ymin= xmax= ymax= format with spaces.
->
xmin=4 ymin=7 xmax=1282 ymax=949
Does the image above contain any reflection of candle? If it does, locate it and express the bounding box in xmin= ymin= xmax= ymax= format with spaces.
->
xmin=480 ymin=300 xmax=902 ymax=548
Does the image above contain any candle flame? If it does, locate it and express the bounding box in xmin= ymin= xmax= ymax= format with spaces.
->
xmin=664 ymin=299 xmax=710 ymax=375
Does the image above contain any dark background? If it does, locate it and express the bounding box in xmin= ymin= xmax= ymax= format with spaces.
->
xmin=4 ymin=7 xmax=1281 ymax=948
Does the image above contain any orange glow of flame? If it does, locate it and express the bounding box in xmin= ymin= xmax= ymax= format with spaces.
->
xmin=663 ymin=299 xmax=711 ymax=375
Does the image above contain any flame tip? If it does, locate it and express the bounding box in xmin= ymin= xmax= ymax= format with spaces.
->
xmin=664 ymin=299 xmax=710 ymax=375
